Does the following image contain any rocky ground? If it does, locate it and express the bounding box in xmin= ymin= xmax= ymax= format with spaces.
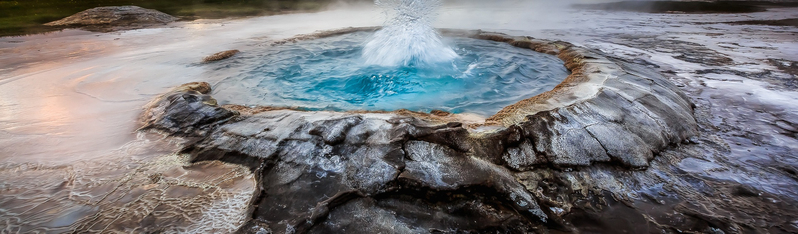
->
xmin=1 ymin=1 xmax=797 ymax=233
xmin=135 ymin=27 xmax=796 ymax=233
xmin=546 ymin=3 xmax=798 ymax=233
xmin=137 ymin=28 xmax=703 ymax=231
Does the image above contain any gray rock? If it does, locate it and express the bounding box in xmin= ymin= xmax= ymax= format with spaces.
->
xmin=138 ymin=30 xmax=709 ymax=233
xmin=140 ymin=82 xmax=235 ymax=137
xmin=174 ymin=109 xmax=547 ymax=233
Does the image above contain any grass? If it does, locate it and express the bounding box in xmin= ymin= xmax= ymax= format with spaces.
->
xmin=0 ymin=0 xmax=353 ymax=37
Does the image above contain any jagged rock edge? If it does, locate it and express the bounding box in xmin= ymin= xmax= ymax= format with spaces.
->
xmin=139 ymin=28 xmax=699 ymax=232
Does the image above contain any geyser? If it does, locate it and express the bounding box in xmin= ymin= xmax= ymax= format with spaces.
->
xmin=211 ymin=31 xmax=568 ymax=116
xmin=362 ymin=0 xmax=458 ymax=67
xmin=211 ymin=0 xmax=570 ymax=116
xmin=143 ymin=30 xmax=702 ymax=234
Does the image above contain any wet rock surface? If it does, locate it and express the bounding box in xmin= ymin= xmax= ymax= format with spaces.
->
xmin=138 ymin=32 xmax=721 ymax=233
xmin=203 ymin=50 xmax=241 ymax=63
xmin=158 ymin=105 xmax=550 ymax=233
xmin=0 ymin=134 xmax=256 ymax=233
xmin=573 ymin=1 xmax=798 ymax=14
xmin=725 ymin=18 xmax=798 ymax=27
xmin=141 ymin=82 xmax=235 ymax=137
xmin=553 ymin=7 xmax=798 ymax=232
xmin=44 ymin=6 xmax=178 ymax=32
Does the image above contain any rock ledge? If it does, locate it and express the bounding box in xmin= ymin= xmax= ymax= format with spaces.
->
xmin=140 ymin=29 xmax=699 ymax=233
xmin=45 ymin=6 xmax=178 ymax=32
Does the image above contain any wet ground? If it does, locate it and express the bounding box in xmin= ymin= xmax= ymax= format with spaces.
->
xmin=1 ymin=1 xmax=798 ymax=233
xmin=573 ymin=1 xmax=798 ymax=13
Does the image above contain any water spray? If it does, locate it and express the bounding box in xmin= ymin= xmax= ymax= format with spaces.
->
xmin=362 ymin=0 xmax=459 ymax=67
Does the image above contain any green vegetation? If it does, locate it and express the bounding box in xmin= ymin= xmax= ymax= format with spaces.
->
xmin=0 ymin=0 xmax=350 ymax=37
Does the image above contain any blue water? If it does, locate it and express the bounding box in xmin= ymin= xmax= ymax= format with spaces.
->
xmin=211 ymin=32 xmax=568 ymax=117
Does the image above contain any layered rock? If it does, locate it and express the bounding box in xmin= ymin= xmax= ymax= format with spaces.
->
xmin=44 ymin=6 xmax=178 ymax=32
xmin=140 ymin=30 xmax=699 ymax=233
xmin=454 ymin=30 xmax=698 ymax=169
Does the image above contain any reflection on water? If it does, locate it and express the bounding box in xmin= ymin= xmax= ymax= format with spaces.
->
xmin=0 ymin=137 xmax=256 ymax=233
xmin=0 ymin=7 xmax=383 ymax=232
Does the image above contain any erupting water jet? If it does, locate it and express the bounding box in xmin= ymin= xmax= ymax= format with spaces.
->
xmin=362 ymin=0 xmax=458 ymax=67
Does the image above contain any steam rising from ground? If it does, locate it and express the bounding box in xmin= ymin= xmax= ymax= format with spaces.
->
xmin=362 ymin=0 xmax=458 ymax=67
xmin=2 ymin=0 xmax=797 ymax=232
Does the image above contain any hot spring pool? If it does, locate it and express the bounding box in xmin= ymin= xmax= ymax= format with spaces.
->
xmin=211 ymin=31 xmax=569 ymax=117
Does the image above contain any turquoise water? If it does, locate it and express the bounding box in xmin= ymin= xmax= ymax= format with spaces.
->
xmin=212 ymin=31 xmax=568 ymax=116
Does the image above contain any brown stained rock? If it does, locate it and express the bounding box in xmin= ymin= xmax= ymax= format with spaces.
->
xmin=44 ymin=6 xmax=177 ymax=32
xmin=221 ymin=104 xmax=292 ymax=115
xmin=203 ymin=50 xmax=240 ymax=63
xmin=171 ymin=81 xmax=212 ymax=94
xmin=430 ymin=109 xmax=451 ymax=116
xmin=510 ymin=38 xmax=561 ymax=55
xmin=473 ymin=33 xmax=514 ymax=43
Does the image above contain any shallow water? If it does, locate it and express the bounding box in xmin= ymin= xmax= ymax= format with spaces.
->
xmin=212 ymin=32 xmax=568 ymax=116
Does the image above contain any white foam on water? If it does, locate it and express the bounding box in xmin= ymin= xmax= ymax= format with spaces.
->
xmin=362 ymin=0 xmax=458 ymax=67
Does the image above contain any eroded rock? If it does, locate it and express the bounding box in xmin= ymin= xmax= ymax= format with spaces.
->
xmin=140 ymin=82 xmax=236 ymax=137
xmin=203 ymin=50 xmax=240 ymax=63
xmin=44 ymin=6 xmax=178 ymax=32
xmin=139 ymin=30 xmax=704 ymax=233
